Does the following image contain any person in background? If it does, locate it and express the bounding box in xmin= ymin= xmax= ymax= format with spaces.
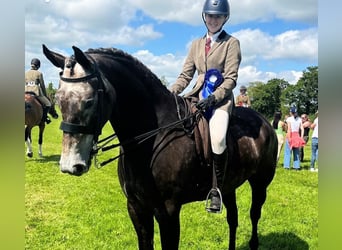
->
xmin=283 ymin=107 xmax=306 ymax=170
xmin=25 ymin=58 xmax=51 ymax=124
xmin=272 ymin=111 xmax=286 ymax=163
xmin=235 ymin=85 xmax=251 ymax=107
xmin=299 ymin=113 xmax=311 ymax=162
xmin=169 ymin=0 xmax=241 ymax=213
xmin=310 ymin=111 xmax=318 ymax=172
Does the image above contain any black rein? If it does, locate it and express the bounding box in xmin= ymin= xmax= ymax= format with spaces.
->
xmin=59 ymin=54 xmax=199 ymax=168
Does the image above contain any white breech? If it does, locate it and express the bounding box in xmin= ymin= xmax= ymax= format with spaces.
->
xmin=209 ymin=109 xmax=229 ymax=154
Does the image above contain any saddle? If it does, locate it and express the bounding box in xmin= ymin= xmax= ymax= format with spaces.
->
xmin=25 ymin=91 xmax=38 ymax=97
xmin=25 ymin=91 xmax=42 ymax=105
xmin=25 ymin=91 xmax=45 ymax=121
xmin=185 ymin=97 xmax=212 ymax=167
xmin=25 ymin=84 xmax=41 ymax=96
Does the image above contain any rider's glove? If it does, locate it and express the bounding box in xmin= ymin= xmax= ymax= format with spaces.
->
xmin=196 ymin=95 xmax=216 ymax=111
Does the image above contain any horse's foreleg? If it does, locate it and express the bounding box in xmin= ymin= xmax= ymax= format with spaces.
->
xmin=155 ymin=203 xmax=181 ymax=250
xmin=25 ymin=127 xmax=33 ymax=158
xmin=127 ymin=200 xmax=154 ymax=250
xmin=38 ymin=144 xmax=43 ymax=157
xmin=223 ymin=192 xmax=238 ymax=250
xmin=248 ymin=180 xmax=268 ymax=250
xmin=26 ymin=139 xmax=33 ymax=158
xmin=38 ymin=125 xmax=45 ymax=157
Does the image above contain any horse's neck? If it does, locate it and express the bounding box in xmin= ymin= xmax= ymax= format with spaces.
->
xmin=109 ymin=91 xmax=180 ymax=146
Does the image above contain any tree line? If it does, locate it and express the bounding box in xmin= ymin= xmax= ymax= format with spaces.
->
xmin=245 ymin=66 xmax=318 ymax=119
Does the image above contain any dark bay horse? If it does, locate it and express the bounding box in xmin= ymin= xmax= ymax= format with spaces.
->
xmin=25 ymin=92 xmax=58 ymax=157
xmin=43 ymin=44 xmax=277 ymax=250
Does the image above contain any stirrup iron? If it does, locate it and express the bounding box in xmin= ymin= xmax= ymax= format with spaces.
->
xmin=205 ymin=187 xmax=223 ymax=213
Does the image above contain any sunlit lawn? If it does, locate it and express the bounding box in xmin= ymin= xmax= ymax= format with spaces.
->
xmin=25 ymin=111 xmax=318 ymax=249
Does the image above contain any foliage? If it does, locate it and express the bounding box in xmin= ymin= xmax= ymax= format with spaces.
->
xmin=25 ymin=109 xmax=318 ymax=249
xmin=46 ymin=82 xmax=57 ymax=101
xmin=248 ymin=79 xmax=289 ymax=118
xmin=246 ymin=66 xmax=318 ymax=119
xmin=281 ymin=66 xmax=318 ymax=115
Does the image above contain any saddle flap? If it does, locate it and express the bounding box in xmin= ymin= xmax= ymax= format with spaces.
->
xmin=187 ymin=97 xmax=211 ymax=165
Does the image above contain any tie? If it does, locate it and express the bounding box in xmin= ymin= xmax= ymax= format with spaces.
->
xmin=205 ymin=37 xmax=211 ymax=56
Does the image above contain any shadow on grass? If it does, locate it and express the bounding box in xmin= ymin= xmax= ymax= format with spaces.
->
xmin=25 ymin=154 xmax=60 ymax=164
xmin=237 ymin=232 xmax=309 ymax=250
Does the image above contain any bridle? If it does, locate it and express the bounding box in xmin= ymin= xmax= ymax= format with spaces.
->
xmin=58 ymin=54 xmax=201 ymax=168
xmin=59 ymin=56 xmax=104 ymax=143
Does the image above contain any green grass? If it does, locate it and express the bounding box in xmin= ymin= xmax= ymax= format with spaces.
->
xmin=25 ymin=110 xmax=318 ymax=249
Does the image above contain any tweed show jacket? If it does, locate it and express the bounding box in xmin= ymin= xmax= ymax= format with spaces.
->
xmin=170 ymin=30 xmax=241 ymax=113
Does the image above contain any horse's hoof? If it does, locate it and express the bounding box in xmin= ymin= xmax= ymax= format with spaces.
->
xmin=27 ymin=152 xmax=33 ymax=158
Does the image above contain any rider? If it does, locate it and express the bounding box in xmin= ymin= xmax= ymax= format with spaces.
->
xmin=169 ymin=0 xmax=241 ymax=212
xmin=235 ymin=85 xmax=251 ymax=107
xmin=25 ymin=58 xmax=51 ymax=124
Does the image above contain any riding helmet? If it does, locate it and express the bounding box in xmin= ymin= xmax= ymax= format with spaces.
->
xmin=202 ymin=0 xmax=230 ymax=19
xmin=31 ymin=58 xmax=41 ymax=69
xmin=240 ymin=85 xmax=247 ymax=91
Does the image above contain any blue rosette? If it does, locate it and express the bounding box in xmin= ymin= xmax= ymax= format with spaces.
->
xmin=201 ymin=69 xmax=223 ymax=119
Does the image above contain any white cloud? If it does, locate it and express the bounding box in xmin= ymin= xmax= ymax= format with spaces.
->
xmin=230 ymin=0 xmax=317 ymax=25
xmin=126 ymin=0 xmax=203 ymax=25
xmin=133 ymin=50 xmax=184 ymax=84
xmin=234 ymin=66 xmax=302 ymax=96
xmin=125 ymin=0 xmax=317 ymax=25
xmin=233 ymin=28 xmax=318 ymax=65
xmin=25 ymin=0 xmax=159 ymax=51
xmin=266 ymin=29 xmax=318 ymax=60
xmin=25 ymin=0 xmax=317 ymax=90
xmin=238 ymin=65 xmax=302 ymax=85
xmin=133 ymin=49 xmax=303 ymax=90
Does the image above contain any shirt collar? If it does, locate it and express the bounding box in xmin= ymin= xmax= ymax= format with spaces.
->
xmin=207 ymin=30 xmax=223 ymax=42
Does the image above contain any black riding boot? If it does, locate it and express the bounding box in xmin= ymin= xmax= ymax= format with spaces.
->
xmin=43 ymin=106 xmax=51 ymax=124
xmin=206 ymin=152 xmax=227 ymax=213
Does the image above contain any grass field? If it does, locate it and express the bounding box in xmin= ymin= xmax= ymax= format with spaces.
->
xmin=25 ymin=110 xmax=318 ymax=250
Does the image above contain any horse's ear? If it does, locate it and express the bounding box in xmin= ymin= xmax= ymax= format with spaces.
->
xmin=72 ymin=46 xmax=92 ymax=71
xmin=42 ymin=44 xmax=65 ymax=69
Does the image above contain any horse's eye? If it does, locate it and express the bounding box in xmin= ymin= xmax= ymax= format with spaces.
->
xmin=84 ymin=98 xmax=94 ymax=109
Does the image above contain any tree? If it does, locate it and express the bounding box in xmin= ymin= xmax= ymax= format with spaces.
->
xmin=248 ymin=79 xmax=289 ymax=118
xmin=296 ymin=66 xmax=318 ymax=114
xmin=46 ymin=82 xmax=57 ymax=102
xmin=281 ymin=66 xmax=318 ymax=115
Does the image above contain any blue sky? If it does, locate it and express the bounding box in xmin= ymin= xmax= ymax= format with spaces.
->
xmin=25 ymin=0 xmax=317 ymax=96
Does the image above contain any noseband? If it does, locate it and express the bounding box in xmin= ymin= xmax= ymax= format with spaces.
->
xmin=58 ymin=56 xmax=104 ymax=143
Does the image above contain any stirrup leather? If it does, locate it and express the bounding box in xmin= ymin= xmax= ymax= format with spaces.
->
xmin=205 ymin=187 xmax=223 ymax=213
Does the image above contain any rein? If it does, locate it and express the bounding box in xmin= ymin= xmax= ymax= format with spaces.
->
xmin=93 ymin=95 xmax=199 ymax=167
xmin=59 ymin=55 xmax=200 ymax=168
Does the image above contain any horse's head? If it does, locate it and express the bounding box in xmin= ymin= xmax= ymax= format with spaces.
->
xmin=43 ymin=44 xmax=108 ymax=176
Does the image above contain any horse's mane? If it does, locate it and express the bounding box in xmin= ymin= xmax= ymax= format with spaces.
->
xmin=86 ymin=48 xmax=169 ymax=93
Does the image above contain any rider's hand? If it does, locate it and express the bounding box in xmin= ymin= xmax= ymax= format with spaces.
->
xmin=196 ymin=95 xmax=216 ymax=111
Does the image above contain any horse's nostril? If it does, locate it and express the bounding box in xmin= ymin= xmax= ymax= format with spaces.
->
xmin=73 ymin=164 xmax=85 ymax=176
